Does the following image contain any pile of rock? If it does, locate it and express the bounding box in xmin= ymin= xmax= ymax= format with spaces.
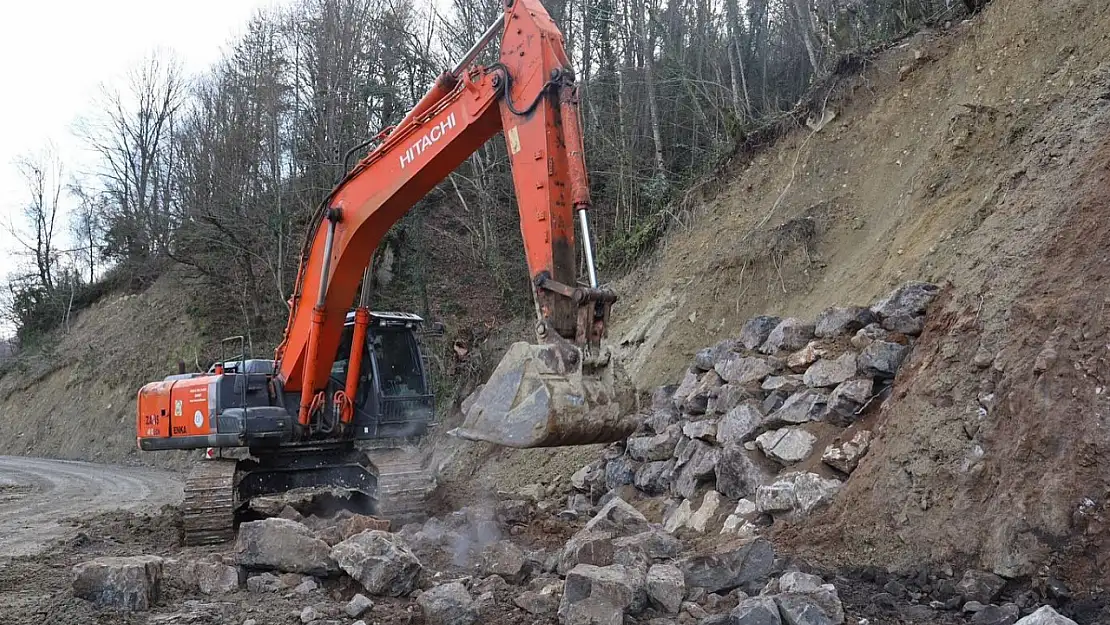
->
xmin=573 ymin=281 xmax=939 ymax=534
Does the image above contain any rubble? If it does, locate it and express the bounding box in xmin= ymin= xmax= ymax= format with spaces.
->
xmin=646 ymin=564 xmax=685 ymax=613
xmin=345 ymin=593 xmax=374 ymax=617
xmin=731 ymin=596 xmax=782 ymax=624
xmin=72 ymin=555 xmax=163 ymax=611
xmin=756 ymin=428 xmax=817 ymax=464
xmin=802 ymin=353 xmax=859 ymax=388
xmin=687 ymin=490 xmax=722 ymax=532
xmin=761 ymin=318 xmax=817 ymax=354
xmin=821 ymin=430 xmax=872 ymax=474
xmin=956 ymin=570 xmax=1007 ymax=605
xmin=417 ymin=581 xmax=478 ymax=625
xmin=741 ymin=316 xmax=782 ymax=350
xmin=330 ymin=530 xmax=423 ymax=597
xmin=1014 ymin=606 xmax=1078 ymax=625
xmin=559 ymin=564 xmax=648 ymax=622
xmin=676 ymin=538 xmax=775 ymax=593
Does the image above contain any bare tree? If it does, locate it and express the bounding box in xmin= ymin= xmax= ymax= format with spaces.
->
xmin=13 ymin=143 xmax=64 ymax=292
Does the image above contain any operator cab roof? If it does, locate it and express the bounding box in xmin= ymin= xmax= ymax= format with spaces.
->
xmin=345 ymin=310 xmax=425 ymax=327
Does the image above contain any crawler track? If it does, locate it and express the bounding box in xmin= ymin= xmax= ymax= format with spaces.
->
xmin=182 ymin=459 xmax=237 ymax=546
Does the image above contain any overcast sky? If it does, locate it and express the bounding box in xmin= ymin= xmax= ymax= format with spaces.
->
xmin=0 ymin=0 xmax=279 ymax=278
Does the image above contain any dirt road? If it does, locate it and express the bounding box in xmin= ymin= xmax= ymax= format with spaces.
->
xmin=0 ymin=456 xmax=182 ymax=557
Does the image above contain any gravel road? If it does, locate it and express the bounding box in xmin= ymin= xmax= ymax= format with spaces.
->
xmin=0 ymin=456 xmax=182 ymax=557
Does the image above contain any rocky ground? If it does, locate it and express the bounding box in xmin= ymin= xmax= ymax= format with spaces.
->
xmin=1 ymin=282 xmax=1100 ymax=625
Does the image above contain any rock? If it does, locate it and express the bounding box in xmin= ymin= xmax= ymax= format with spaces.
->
xmin=72 ymin=555 xmax=163 ymax=611
xmin=685 ymin=371 xmax=726 ymax=414
xmin=687 ymin=491 xmax=722 ymax=533
xmin=761 ymin=319 xmax=816 ymax=354
xmin=857 ymin=341 xmax=909 ymax=378
xmin=718 ymin=402 xmax=765 ymax=445
xmin=572 ymin=461 xmax=605 ymax=493
xmin=418 ymin=581 xmax=478 ymax=625
xmin=826 ymin=379 xmax=873 ymax=423
xmin=613 ymin=528 xmax=683 ymax=561
xmin=870 ymin=281 xmax=940 ymax=319
xmin=787 ymin=344 xmax=823 ymax=371
xmin=971 ymin=604 xmax=1020 ymax=625
xmin=560 ymin=564 xmax=648 ymax=620
xmin=672 ymin=440 xmax=721 ymax=499
xmin=246 ymin=572 xmax=281 ymax=593
xmin=481 ymin=541 xmax=529 ymax=584
xmin=585 ymin=497 xmax=650 ymax=535
xmin=755 ymin=479 xmax=796 ymax=513
xmin=635 ymin=460 xmax=676 ymax=494
xmin=676 ymin=538 xmax=775 ymax=594
xmin=956 ymin=570 xmax=1006 ymax=605
xmin=756 ymin=428 xmax=817 ymax=464
xmin=345 ymin=593 xmax=374 ymax=617
xmin=339 ymin=514 xmax=391 ymax=539
xmin=673 ymin=370 xmax=701 ymax=409
xmin=175 ymin=559 xmax=241 ymax=595
xmin=664 ymin=500 xmax=693 ymax=534
xmin=711 ymin=385 xmax=757 ymax=415
xmin=792 ymin=473 xmax=843 ymax=514
xmin=330 ymin=531 xmax=422 ymax=597
xmin=716 ymin=444 xmax=773 ymax=499
xmin=299 ymin=605 xmax=320 ymax=623
xmin=236 ymin=518 xmax=337 ymax=576
xmin=716 ymin=355 xmax=775 ymax=386
xmin=516 ymin=483 xmax=547 ymax=501
xmin=279 ymin=505 xmax=305 ymax=522
xmin=647 ymin=564 xmax=685 ymax=613
xmin=765 ymin=390 xmax=828 ymax=427
xmin=803 ymin=353 xmax=859 ymax=388
xmin=881 ymin=313 xmax=924 ymax=335
xmin=559 ymin=530 xmax=616 ymax=574
xmin=741 ymin=316 xmax=782 ymax=350
xmin=497 ymin=499 xmax=534 ymax=526
xmin=605 ymin=456 xmax=640 ymax=490
xmin=293 ymin=577 xmax=319 ymax=595
xmin=850 ymin=323 xmax=890 ymax=350
xmin=965 ymin=601 xmax=989 ymax=613
xmin=815 ymin=306 xmax=876 ymax=338
xmin=515 ymin=583 xmax=562 ymax=615
xmin=775 ymin=593 xmax=837 ymax=625
xmin=731 ymin=596 xmax=782 ymax=625
xmin=821 ymin=430 xmax=872 ymax=473
xmin=779 ymin=572 xmax=825 ymax=594
xmin=696 ymin=339 xmax=742 ymax=371
xmin=683 ymin=420 xmax=718 ymax=443
xmin=1014 ymin=606 xmax=1079 ymax=625
xmin=683 ymin=601 xmax=709 ymax=619
xmin=762 ymin=375 xmax=806 ymax=393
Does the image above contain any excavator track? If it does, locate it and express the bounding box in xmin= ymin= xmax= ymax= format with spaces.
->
xmin=366 ymin=448 xmax=435 ymax=527
xmin=182 ymin=459 xmax=238 ymax=546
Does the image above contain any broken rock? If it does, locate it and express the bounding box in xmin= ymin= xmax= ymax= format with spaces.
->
xmin=663 ymin=500 xmax=693 ymax=534
xmin=676 ymin=538 xmax=775 ymax=594
xmin=731 ymin=596 xmax=782 ymax=625
xmin=1014 ymin=606 xmax=1078 ymax=625
xmin=559 ymin=530 xmax=616 ymax=575
xmin=672 ymin=440 xmax=721 ymax=499
xmin=775 ymin=592 xmax=842 ymax=625
xmin=635 ymin=460 xmax=675 ymax=495
xmin=741 ymin=316 xmax=783 ymax=350
xmin=787 ymin=343 xmax=823 ymax=371
xmin=857 ymin=341 xmax=909 ymax=378
xmin=683 ymin=419 xmax=718 ymax=443
xmin=612 ymin=528 xmax=682 ymax=561
xmin=515 ymin=583 xmax=562 ymax=615
xmin=345 ymin=593 xmax=374 ymax=617
xmin=956 ymin=570 xmax=1006 ymax=605
xmin=647 ymin=564 xmax=685 ymax=614
xmin=763 ymin=375 xmax=806 ymax=394
xmin=761 ymin=318 xmax=816 ymax=354
xmin=687 ymin=490 xmax=722 ymax=533
xmin=605 ymin=456 xmax=640 ymax=490
xmin=826 ymin=378 xmax=873 ymax=423
xmin=765 ymin=389 xmax=828 ymax=427
xmin=627 ymin=425 xmax=682 ymax=462
xmin=236 ymin=518 xmax=337 ymax=576
xmin=803 ymin=353 xmax=859 ymax=388
xmin=756 ymin=428 xmax=817 ymax=464
xmin=695 ymin=339 xmax=742 ymax=371
xmin=72 ymin=555 xmax=163 ymax=611
xmin=822 ymin=431 xmax=872 ymax=474
xmin=815 ymin=306 xmax=876 ymax=339
xmin=716 ymin=355 xmax=776 ymax=386
xmin=718 ymin=402 xmax=765 ymax=445
xmin=417 ymin=581 xmax=478 ymax=625
xmin=881 ymin=313 xmax=925 ymax=335
xmin=716 ymin=444 xmax=773 ymax=499
xmin=585 ymin=497 xmax=650 ymax=535
xmin=330 ymin=530 xmax=423 ymax=597
xmin=792 ymin=472 xmax=843 ymax=514
xmin=481 ymin=540 xmax=529 ymax=584
xmin=559 ymin=564 xmax=648 ymax=620
xmin=871 ymin=281 xmax=940 ymax=319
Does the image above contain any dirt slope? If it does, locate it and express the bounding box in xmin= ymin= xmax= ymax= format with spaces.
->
xmin=611 ymin=0 xmax=1110 ymax=585
xmin=0 ymin=271 xmax=205 ymax=470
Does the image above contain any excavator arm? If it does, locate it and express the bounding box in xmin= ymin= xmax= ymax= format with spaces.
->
xmin=273 ymin=0 xmax=636 ymax=447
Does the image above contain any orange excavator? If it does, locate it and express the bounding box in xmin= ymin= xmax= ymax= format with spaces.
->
xmin=135 ymin=0 xmax=637 ymax=544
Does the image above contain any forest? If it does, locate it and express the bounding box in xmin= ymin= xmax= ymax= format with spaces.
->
xmin=5 ymin=0 xmax=982 ymax=347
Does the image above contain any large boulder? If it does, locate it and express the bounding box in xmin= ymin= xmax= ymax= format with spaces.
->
xmin=417 ymin=581 xmax=478 ymax=625
xmin=559 ymin=530 xmax=616 ymax=575
xmin=803 ymin=353 xmax=859 ymax=388
xmin=647 ymin=564 xmax=685 ymax=614
xmin=236 ymin=518 xmax=337 ymax=576
xmin=857 ymin=341 xmax=909 ymax=378
xmin=870 ymin=281 xmax=940 ymax=319
xmin=740 ymin=316 xmax=783 ymax=350
xmin=716 ymin=355 xmax=775 ymax=386
xmin=718 ymin=402 xmax=765 ymax=445
xmin=761 ymin=319 xmax=816 ymax=354
xmin=559 ymin=565 xmax=647 ymax=623
xmin=716 ymin=444 xmax=773 ymax=499
xmin=814 ymin=306 xmax=876 ymax=339
xmin=330 ymin=530 xmax=422 ymax=597
xmin=756 ymin=428 xmax=818 ymax=464
xmin=627 ymin=425 xmax=683 ymax=462
xmin=72 ymin=555 xmax=163 ymax=611
xmin=675 ymin=538 xmax=775 ymax=593
xmin=1014 ymin=606 xmax=1078 ymax=625
xmin=731 ymin=596 xmax=783 ymax=625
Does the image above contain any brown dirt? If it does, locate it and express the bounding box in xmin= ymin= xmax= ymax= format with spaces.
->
xmin=607 ymin=0 xmax=1110 ymax=589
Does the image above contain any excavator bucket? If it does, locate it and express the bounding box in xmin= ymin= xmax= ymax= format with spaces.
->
xmin=449 ymin=340 xmax=638 ymax=448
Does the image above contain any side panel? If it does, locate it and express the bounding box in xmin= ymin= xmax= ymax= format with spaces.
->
xmin=136 ymin=381 xmax=173 ymax=440
xmin=169 ymin=377 xmax=213 ymax=437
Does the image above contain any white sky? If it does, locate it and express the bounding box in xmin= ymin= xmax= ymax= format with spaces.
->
xmin=0 ymin=0 xmax=280 ymax=277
